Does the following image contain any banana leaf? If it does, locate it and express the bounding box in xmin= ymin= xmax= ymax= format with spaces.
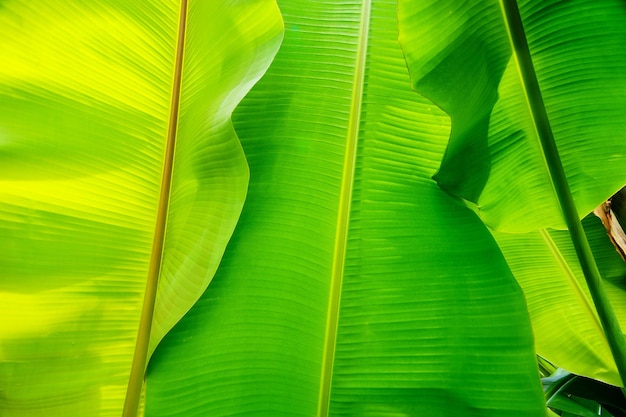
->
xmin=398 ymin=0 xmax=626 ymax=389
xmin=7 ymin=0 xmax=615 ymax=415
xmin=398 ymin=0 xmax=626 ymax=232
xmin=0 ymin=0 xmax=282 ymax=415
xmin=494 ymin=216 xmax=626 ymax=387
xmin=543 ymin=369 xmax=626 ymax=416
xmin=146 ymin=1 xmax=544 ymax=416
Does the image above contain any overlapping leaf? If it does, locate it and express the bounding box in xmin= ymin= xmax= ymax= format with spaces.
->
xmin=399 ymin=0 xmax=626 ymax=232
xmin=493 ymin=216 xmax=626 ymax=387
xmin=146 ymin=1 xmax=544 ymax=416
xmin=0 ymin=1 xmax=282 ymax=415
xmin=398 ymin=0 xmax=626 ymax=390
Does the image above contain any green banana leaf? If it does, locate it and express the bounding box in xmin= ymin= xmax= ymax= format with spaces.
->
xmin=399 ymin=0 xmax=626 ymax=389
xmin=146 ymin=1 xmax=544 ymax=416
xmin=543 ymin=369 xmax=626 ymax=416
xmin=0 ymin=0 xmax=282 ymax=415
xmin=398 ymin=0 xmax=626 ymax=233
xmin=493 ymin=216 xmax=626 ymax=387
xmin=7 ymin=0 xmax=620 ymax=415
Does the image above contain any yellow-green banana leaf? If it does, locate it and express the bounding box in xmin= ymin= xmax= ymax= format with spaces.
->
xmin=0 ymin=0 xmax=282 ymax=415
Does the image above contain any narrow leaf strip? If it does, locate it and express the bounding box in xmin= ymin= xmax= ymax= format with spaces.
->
xmin=499 ymin=0 xmax=626 ymax=387
xmin=122 ymin=1 xmax=188 ymax=415
xmin=317 ymin=1 xmax=371 ymax=416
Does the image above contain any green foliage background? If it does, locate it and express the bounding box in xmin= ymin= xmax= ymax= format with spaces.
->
xmin=1 ymin=0 xmax=625 ymax=416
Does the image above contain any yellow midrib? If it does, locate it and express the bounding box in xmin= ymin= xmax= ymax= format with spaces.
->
xmin=316 ymin=1 xmax=371 ymax=416
xmin=539 ymin=229 xmax=606 ymax=342
xmin=122 ymin=1 xmax=188 ymax=416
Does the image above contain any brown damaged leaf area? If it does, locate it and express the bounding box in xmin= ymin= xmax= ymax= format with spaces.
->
xmin=594 ymin=187 xmax=626 ymax=263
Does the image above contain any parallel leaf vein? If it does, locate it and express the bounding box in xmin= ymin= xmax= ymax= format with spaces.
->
xmin=499 ymin=0 xmax=626 ymax=387
xmin=317 ymin=1 xmax=371 ymax=416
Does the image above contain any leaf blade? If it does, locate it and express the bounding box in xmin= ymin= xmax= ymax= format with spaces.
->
xmin=399 ymin=0 xmax=626 ymax=232
xmin=0 ymin=2 xmax=178 ymax=414
xmin=0 ymin=1 xmax=282 ymax=415
xmin=147 ymin=1 xmax=545 ymax=416
xmin=493 ymin=216 xmax=626 ymax=387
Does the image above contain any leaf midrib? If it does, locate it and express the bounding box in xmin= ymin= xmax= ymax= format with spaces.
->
xmin=122 ymin=1 xmax=188 ymax=416
xmin=317 ymin=1 xmax=371 ymax=416
xmin=539 ymin=229 xmax=605 ymax=340
xmin=499 ymin=0 xmax=626 ymax=387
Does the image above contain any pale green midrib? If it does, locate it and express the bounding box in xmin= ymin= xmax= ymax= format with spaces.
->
xmin=539 ymin=229 xmax=606 ymax=342
xmin=499 ymin=0 xmax=626 ymax=387
xmin=316 ymin=1 xmax=371 ymax=416
xmin=122 ymin=1 xmax=188 ymax=416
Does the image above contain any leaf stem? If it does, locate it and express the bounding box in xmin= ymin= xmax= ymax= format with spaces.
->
xmin=499 ymin=0 xmax=626 ymax=389
xmin=122 ymin=0 xmax=188 ymax=415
